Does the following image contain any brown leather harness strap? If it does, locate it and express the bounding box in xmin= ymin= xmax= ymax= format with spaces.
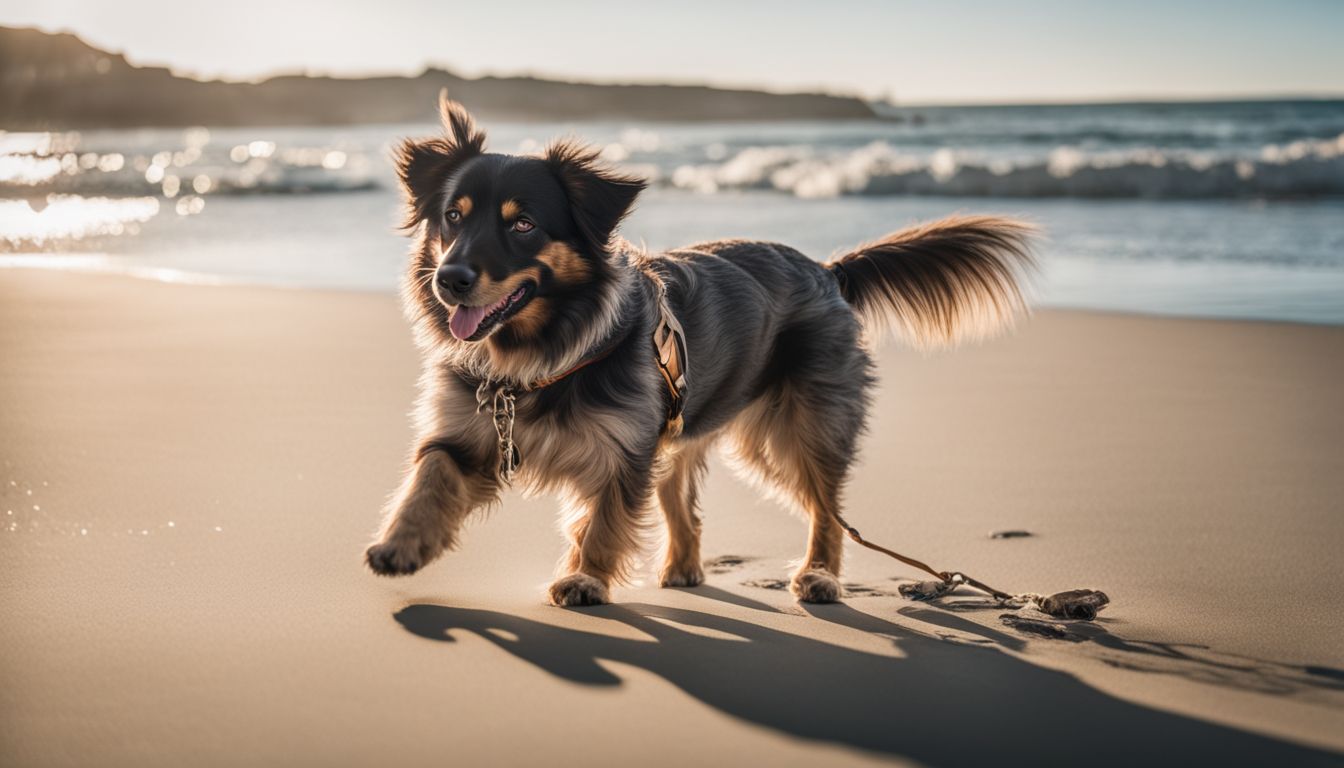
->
xmin=644 ymin=267 xmax=689 ymax=437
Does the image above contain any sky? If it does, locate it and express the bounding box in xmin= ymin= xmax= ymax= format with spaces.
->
xmin=3 ymin=0 xmax=1342 ymax=104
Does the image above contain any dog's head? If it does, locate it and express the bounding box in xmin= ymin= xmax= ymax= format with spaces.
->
xmin=396 ymin=94 xmax=645 ymax=367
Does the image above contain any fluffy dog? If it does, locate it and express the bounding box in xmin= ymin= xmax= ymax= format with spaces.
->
xmin=365 ymin=95 xmax=1036 ymax=606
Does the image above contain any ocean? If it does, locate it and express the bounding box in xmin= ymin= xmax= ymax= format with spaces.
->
xmin=3 ymin=100 xmax=1343 ymax=324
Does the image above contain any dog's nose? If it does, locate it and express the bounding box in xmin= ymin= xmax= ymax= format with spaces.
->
xmin=435 ymin=263 xmax=477 ymax=298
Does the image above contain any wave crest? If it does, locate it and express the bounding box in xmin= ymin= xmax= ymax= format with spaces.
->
xmin=668 ymin=133 xmax=1344 ymax=199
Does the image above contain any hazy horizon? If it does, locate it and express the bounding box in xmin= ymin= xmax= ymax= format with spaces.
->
xmin=4 ymin=0 xmax=1343 ymax=105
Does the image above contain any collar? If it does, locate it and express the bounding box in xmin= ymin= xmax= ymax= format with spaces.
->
xmin=465 ymin=319 xmax=627 ymax=396
xmin=524 ymin=341 xmax=618 ymax=390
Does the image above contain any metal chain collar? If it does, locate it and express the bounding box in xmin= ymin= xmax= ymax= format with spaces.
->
xmin=475 ymin=379 xmax=520 ymax=484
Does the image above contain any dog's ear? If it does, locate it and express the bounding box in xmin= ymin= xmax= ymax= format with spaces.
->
xmin=543 ymin=139 xmax=646 ymax=253
xmin=436 ymin=92 xmax=486 ymax=153
xmin=394 ymin=92 xmax=486 ymax=230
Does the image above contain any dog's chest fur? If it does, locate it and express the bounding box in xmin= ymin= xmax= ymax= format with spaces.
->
xmin=418 ymin=359 xmax=664 ymax=497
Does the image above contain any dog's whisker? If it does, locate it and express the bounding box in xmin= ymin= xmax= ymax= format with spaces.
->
xmin=411 ymin=268 xmax=437 ymax=290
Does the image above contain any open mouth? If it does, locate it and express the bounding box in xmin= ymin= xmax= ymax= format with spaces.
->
xmin=448 ymin=282 xmax=535 ymax=342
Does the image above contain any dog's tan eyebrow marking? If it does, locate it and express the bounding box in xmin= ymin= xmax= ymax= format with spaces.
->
xmin=452 ymin=196 xmax=473 ymax=217
xmin=500 ymin=199 xmax=521 ymax=221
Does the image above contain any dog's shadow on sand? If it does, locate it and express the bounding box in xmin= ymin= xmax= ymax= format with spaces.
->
xmin=395 ymin=596 xmax=1343 ymax=767
xmin=901 ymin=596 xmax=1344 ymax=696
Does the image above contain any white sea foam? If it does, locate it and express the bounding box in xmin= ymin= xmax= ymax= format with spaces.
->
xmin=5 ymin=114 xmax=1342 ymax=202
xmin=668 ymin=133 xmax=1344 ymax=199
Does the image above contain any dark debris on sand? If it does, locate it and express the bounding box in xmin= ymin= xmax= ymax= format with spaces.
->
xmin=703 ymin=555 xmax=757 ymax=574
xmin=1000 ymin=614 xmax=1085 ymax=642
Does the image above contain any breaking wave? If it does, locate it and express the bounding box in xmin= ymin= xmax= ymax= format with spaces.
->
xmin=665 ymin=133 xmax=1344 ymax=199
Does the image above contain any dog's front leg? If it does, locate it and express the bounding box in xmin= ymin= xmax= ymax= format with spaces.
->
xmin=366 ymin=441 xmax=497 ymax=576
xmin=549 ymin=473 xmax=651 ymax=607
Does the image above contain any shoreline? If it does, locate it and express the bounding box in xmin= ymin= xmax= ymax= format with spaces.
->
xmin=3 ymin=269 xmax=1342 ymax=766
xmin=4 ymin=260 xmax=1343 ymax=330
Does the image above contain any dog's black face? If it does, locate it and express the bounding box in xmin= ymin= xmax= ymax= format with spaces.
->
xmin=396 ymin=96 xmax=645 ymax=360
xmin=433 ymin=154 xmax=582 ymax=342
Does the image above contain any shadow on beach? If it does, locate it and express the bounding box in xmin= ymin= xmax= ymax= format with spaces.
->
xmin=893 ymin=595 xmax=1344 ymax=698
xmin=395 ymin=598 xmax=1343 ymax=767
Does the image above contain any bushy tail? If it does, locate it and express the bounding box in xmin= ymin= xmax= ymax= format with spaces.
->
xmin=826 ymin=215 xmax=1038 ymax=349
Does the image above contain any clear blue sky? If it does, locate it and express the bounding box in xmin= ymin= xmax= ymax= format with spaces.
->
xmin=4 ymin=0 xmax=1342 ymax=103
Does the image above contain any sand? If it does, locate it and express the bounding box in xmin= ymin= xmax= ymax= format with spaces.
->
xmin=2 ymin=268 xmax=1342 ymax=767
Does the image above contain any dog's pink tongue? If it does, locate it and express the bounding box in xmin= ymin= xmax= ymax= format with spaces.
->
xmin=449 ymin=305 xmax=487 ymax=340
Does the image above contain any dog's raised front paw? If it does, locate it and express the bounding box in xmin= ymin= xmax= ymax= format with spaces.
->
xmin=659 ymin=562 xmax=705 ymax=588
xmin=548 ymin=572 xmax=610 ymax=607
xmin=365 ymin=539 xmax=423 ymax=577
xmin=791 ymin=568 xmax=842 ymax=603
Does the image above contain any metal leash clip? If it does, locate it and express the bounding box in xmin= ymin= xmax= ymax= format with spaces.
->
xmin=475 ymin=379 xmax=521 ymax=484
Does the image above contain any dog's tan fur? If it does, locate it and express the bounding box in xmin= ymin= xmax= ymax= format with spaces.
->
xmin=655 ymin=435 xmax=713 ymax=588
xmin=537 ymin=241 xmax=591 ymax=284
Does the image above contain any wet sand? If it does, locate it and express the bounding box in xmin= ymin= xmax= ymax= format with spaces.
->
xmin=2 ymin=269 xmax=1342 ymax=767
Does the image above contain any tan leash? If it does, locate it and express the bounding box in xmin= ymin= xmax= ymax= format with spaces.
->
xmin=831 ymin=508 xmax=1110 ymax=620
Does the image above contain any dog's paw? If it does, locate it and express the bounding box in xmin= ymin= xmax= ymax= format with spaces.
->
xmin=659 ymin=562 xmax=705 ymax=588
xmin=791 ymin=568 xmax=842 ymax=603
xmin=365 ymin=539 xmax=423 ymax=577
xmin=548 ymin=572 xmax=610 ymax=607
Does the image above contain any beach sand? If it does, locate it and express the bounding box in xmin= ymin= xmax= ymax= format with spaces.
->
xmin=2 ymin=268 xmax=1342 ymax=767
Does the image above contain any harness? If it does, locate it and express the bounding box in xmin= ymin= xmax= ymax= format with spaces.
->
xmin=473 ymin=269 xmax=688 ymax=484
xmin=646 ymin=267 xmax=689 ymax=438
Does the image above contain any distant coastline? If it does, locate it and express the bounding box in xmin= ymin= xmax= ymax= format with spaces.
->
xmin=873 ymin=95 xmax=1344 ymax=111
xmin=0 ymin=26 xmax=878 ymax=129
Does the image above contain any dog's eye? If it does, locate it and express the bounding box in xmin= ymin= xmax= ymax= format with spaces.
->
xmin=511 ymin=218 xmax=535 ymax=234
xmin=445 ymin=209 xmax=462 ymax=224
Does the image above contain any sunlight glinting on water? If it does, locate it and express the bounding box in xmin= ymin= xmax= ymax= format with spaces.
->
xmin=0 ymin=154 xmax=63 ymax=185
xmin=0 ymin=195 xmax=160 ymax=246
xmin=0 ymin=128 xmax=371 ymax=214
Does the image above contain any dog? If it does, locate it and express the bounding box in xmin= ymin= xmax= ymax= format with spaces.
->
xmin=365 ymin=95 xmax=1036 ymax=606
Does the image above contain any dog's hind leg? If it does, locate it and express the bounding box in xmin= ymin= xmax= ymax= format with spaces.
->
xmin=788 ymin=462 xmax=848 ymax=603
xmin=759 ymin=410 xmax=854 ymax=602
xmin=656 ymin=438 xmax=711 ymax=587
xmin=727 ymin=327 xmax=870 ymax=603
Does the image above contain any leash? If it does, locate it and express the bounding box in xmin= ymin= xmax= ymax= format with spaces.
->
xmin=831 ymin=508 xmax=1110 ymax=620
